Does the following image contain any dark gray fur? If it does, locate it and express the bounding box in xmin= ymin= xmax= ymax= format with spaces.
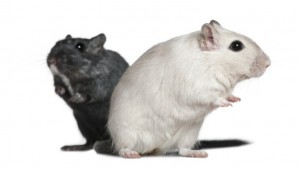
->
xmin=47 ymin=33 xmax=128 ymax=151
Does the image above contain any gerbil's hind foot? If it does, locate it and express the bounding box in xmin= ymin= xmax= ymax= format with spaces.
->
xmin=179 ymin=148 xmax=208 ymax=158
xmin=61 ymin=143 xmax=94 ymax=151
xmin=68 ymin=93 xmax=87 ymax=103
xmin=119 ymin=148 xmax=141 ymax=158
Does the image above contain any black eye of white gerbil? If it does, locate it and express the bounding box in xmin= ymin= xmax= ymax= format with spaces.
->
xmin=76 ymin=43 xmax=85 ymax=52
xmin=229 ymin=40 xmax=244 ymax=52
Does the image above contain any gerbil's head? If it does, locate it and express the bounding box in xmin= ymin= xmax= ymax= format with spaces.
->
xmin=199 ymin=20 xmax=271 ymax=81
xmin=47 ymin=34 xmax=107 ymax=78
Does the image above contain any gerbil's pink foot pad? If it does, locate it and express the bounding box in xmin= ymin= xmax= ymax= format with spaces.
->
xmin=227 ymin=96 xmax=241 ymax=102
xmin=179 ymin=149 xmax=208 ymax=158
xmin=119 ymin=148 xmax=141 ymax=158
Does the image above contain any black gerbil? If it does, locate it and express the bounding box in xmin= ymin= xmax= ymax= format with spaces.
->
xmin=47 ymin=33 xmax=128 ymax=151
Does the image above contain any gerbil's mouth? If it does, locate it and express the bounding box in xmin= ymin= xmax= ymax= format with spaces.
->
xmin=249 ymin=67 xmax=267 ymax=79
xmin=47 ymin=59 xmax=56 ymax=67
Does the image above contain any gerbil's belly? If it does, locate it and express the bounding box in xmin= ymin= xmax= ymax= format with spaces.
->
xmin=110 ymin=103 xmax=212 ymax=154
xmin=135 ymin=118 xmax=204 ymax=155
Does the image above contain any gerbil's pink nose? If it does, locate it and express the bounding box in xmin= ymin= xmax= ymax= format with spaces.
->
xmin=266 ymin=62 xmax=271 ymax=68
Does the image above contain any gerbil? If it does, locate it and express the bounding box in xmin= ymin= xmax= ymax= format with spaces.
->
xmin=47 ymin=33 xmax=128 ymax=151
xmin=102 ymin=20 xmax=270 ymax=158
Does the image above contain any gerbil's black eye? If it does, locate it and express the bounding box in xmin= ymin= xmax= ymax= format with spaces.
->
xmin=76 ymin=43 xmax=85 ymax=52
xmin=229 ymin=40 xmax=244 ymax=52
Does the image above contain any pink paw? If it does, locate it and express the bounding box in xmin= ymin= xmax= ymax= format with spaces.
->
xmin=119 ymin=149 xmax=141 ymax=159
xmin=187 ymin=151 xmax=208 ymax=158
xmin=179 ymin=149 xmax=208 ymax=158
xmin=227 ymin=96 xmax=241 ymax=103
xmin=214 ymin=98 xmax=232 ymax=107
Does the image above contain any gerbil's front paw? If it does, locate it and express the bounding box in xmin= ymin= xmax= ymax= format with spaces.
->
xmin=55 ymin=86 xmax=66 ymax=95
xmin=68 ymin=93 xmax=87 ymax=103
xmin=214 ymin=97 xmax=232 ymax=107
xmin=227 ymin=95 xmax=241 ymax=102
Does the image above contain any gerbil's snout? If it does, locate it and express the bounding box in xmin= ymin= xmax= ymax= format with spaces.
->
xmin=47 ymin=49 xmax=70 ymax=67
xmin=263 ymin=53 xmax=271 ymax=69
xmin=249 ymin=52 xmax=271 ymax=78
xmin=47 ymin=55 xmax=64 ymax=67
xmin=47 ymin=57 xmax=57 ymax=66
xmin=258 ymin=52 xmax=271 ymax=69
xmin=265 ymin=59 xmax=271 ymax=68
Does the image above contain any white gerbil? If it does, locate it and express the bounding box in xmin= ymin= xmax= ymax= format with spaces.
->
xmin=107 ymin=20 xmax=271 ymax=158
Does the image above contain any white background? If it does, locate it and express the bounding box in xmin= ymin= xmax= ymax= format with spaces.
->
xmin=1 ymin=0 xmax=299 ymax=168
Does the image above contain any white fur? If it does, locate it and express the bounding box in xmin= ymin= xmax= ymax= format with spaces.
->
xmin=50 ymin=65 xmax=74 ymax=96
xmin=108 ymin=21 xmax=270 ymax=157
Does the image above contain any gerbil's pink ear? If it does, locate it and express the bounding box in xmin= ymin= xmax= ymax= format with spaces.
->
xmin=199 ymin=23 xmax=219 ymax=51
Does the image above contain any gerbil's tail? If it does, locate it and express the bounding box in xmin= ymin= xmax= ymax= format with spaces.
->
xmin=93 ymin=139 xmax=117 ymax=156
xmin=193 ymin=139 xmax=249 ymax=150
